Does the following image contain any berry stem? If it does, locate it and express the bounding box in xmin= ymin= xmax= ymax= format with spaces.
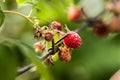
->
xmin=40 ymin=49 xmax=53 ymax=60
xmin=52 ymin=38 xmax=55 ymax=54
xmin=55 ymin=34 xmax=69 ymax=45
xmin=17 ymin=64 xmax=33 ymax=75
xmin=75 ymin=22 xmax=89 ymax=33
xmin=3 ymin=10 xmax=34 ymax=25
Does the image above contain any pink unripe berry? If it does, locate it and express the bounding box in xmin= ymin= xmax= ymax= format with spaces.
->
xmin=68 ymin=6 xmax=82 ymax=22
xmin=51 ymin=21 xmax=62 ymax=31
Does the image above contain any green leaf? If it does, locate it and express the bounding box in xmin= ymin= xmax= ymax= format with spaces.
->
xmin=81 ymin=0 xmax=104 ymax=18
xmin=0 ymin=9 xmax=5 ymax=27
xmin=16 ymin=0 xmax=33 ymax=6
xmin=34 ymin=0 xmax=67 ymax=24
xmin=0 ymin=44 xmax=18 ymax=80
xmin=16 ymin=0 xmax=26 ymax=5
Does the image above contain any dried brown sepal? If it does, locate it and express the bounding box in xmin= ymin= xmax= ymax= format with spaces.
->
xmin=43 ymin=30 xmax=53 ymax=41
xmin=34 ymin=28 xmax=43 ymax=39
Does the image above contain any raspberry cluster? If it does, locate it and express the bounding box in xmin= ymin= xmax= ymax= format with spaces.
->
xmin=33 ymin=21 xmax=62 ymax=53
xmin=33 ymin=21 xmax=82 ymax=64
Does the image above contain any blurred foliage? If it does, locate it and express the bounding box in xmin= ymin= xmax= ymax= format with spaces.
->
xmin=0 ymin=0 xmax=120 ymax=80
xmin=0 ymin=9 xmax=5 ymax=27
xmin=81 ymin=0 xmax=104 ymax=17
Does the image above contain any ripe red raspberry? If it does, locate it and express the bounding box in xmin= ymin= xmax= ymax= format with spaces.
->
xmin=59 ymin=46 xmax=71 ymax=62
xmin=63 ymin=31 xmax=82 ymax=48
xmin=51 ymin=21 xmax=62 ymax=31
xmin=68 ymin=5 xmax=82 ymax=22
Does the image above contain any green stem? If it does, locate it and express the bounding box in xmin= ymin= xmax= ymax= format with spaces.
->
xmin=3 ymin=10 xmax=34 ymax=24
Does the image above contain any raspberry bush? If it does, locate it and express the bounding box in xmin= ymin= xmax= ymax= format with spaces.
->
xmin=0 ymin=0 xmax=120 ymax=80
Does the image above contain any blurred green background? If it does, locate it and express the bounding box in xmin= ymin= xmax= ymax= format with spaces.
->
xmin=0 ymin=0 xmax=120 ymax=80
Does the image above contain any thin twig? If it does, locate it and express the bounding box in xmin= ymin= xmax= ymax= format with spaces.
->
xmin=55 ymin=34 xmax=69 ymax=45
xmin=52 ymin=38 xmax=55 ymax=54
xmin=17 ymin=64 xmax=33 ymax=75
xmin=75 ymin=23 xmax=89 ymax=33
xmin=40 ymin=50 xmax=53 ymax=60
